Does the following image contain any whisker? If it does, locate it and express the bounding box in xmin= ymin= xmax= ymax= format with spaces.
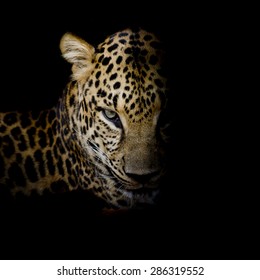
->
xmin=87 ymin=139 xmax=111 ymax=168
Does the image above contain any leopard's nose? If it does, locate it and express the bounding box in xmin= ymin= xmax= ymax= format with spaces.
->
xmin=126 ymin=171 xmax=160 ymax=184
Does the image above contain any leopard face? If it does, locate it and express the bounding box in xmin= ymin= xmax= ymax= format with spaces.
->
xmin=60 ymin=28 xmax=170 ymax=208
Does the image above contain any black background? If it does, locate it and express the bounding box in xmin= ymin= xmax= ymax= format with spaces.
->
xmin=0 ymin=3 xmax=258 ymax=260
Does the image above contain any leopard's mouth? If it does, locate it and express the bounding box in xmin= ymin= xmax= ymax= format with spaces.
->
xmin=119 ymin=187 xmax=160 ymax=204
xmin=103 ymin=167 xmax=161 ymax=206
xmin=108 ymin=167 xmax=163 ymax=190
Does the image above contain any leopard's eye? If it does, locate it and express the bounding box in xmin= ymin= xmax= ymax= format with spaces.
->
xmin=103 ymin=109 xmax=117 ymax=119
xmin=102 ymin=109 xmax=122 ymax=128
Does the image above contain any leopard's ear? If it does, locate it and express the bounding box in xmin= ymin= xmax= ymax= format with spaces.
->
xmin=60 ymin=32 xmax=95 ymax=81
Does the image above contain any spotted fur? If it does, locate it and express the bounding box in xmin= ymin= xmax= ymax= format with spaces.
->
xmin=0 ymin=28 xmax=170 ymax=210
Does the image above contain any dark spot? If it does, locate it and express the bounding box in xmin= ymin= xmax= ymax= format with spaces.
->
xmin=106 ymin=63 xmax=114 ymax=74
xmin=3 ymin=113 xmax=17 ymax=125
xmin=141 ymin=49 xmax=148 ymax=56
xmin=53 ymin=145 xmax=58 ymax=159
xmin=113 ymin=82 xmax=121 ymax=90
xmin=46 ymin=150 xmax=55 ymax=175
xmin=144 ymin=64 xmax=150 ymax=71
xmin=38 ymin=130 xmax=47 ymax=148
xmin=132 ymin=47 xmax=141 ymax=60
xmin=16 ymin=153 xmax=23 ymax=163
xmin=140 ymin=57 xmax=147 ymax=66
xmin=2 ymin=135 xmax=15 ymax=158
xmin=34 ymin=150 xmax=45 ymax=177
xmin=82 ymin=99 xmax=88 ymax=112
xmin=65 ymin=159 xmax=72 ymax=175
xmin=126 ymin=56 xmax=133 ymax=64
xmin=10 ymin=127 xmax=22 ymax=140
xmin=91 ymin=96 xmax=97 ymax=106
xmin=70 ymin=153 xmax=76 ymax=164
xmin=88 ymin=79 xmax=93 ymax=87
xmin=98 ymin=54 xmax=104 ymax=63
xmin=95 ymin=80 xmax=100 ymax=88
xmin=69 ymin=95 xmax=75 ymax=107
xmin=144 ymin=34 xmax=152 ymax=41
xmin=20 ymin=112 xmax=32 ymax=128
xmin=56 ymin=137 xmax=66 ymax=154
xmin=47 ymin=127 xmax=54 ymax=146
xmin=108 ymin=43 xmax=118 ymax=52
xmin=97 ymin=89 xmax=107 ymax=98
xmin=52 ymin=120 xmax=58 ymax=136
xmin=8 ymin=162 xmax=26 ymax=187
xmin=85 ymin=116 xmax=89 ymax=130
xmin=130 ymin=103 xmax=136 ymax=110
xmin=94 ymin=130 xmax=99 ymax=138
xmin=102 ymin=57 xmax=111 ymax=66
xmin=95 ymin=71 xmax=101 ymax=79
xmin=25 ymin=155 xmax=38 ymax=182
xmin=124 ymin=47 xmax=132 ymax=54
xmin=0 ymin=125 xmax=6 ymax=133
xmin=119 ymin=32 xmax=128 ymax=37
xmin=27 ymin=127 xmax=36 ymax=148
xmin=113 ymin=95 xmax=118 ymax=109
xmin=57 ymin=156 xmax=64 ymax=177
xmin=17 ymin=135 xmax=27 ymax=151
xmin=116 ymin=56 xmax=123 ymax=64
xmin=110 ymin=73 xmax=117 ymax=81
xmin=151 ymin=92 xmax=156 ymax=103
xmin=119 ymin=39 xmax=126 ymax=44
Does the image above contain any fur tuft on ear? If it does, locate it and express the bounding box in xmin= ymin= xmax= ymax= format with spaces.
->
xmin=60 ymin=32 xmax=95 ymax=81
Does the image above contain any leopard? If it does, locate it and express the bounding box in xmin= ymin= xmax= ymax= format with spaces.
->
xmin=0 ymin=27 xmax=171 ymax=211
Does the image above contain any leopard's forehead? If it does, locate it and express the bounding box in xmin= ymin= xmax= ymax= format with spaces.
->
xmin=97 ymin=28 xmax=162 ymax=58
xmin=90 ymin=28 xmax=167 ymax=123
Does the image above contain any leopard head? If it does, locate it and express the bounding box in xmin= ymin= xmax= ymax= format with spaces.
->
xmin=59 ymin=28 xmax=171 ymax=208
